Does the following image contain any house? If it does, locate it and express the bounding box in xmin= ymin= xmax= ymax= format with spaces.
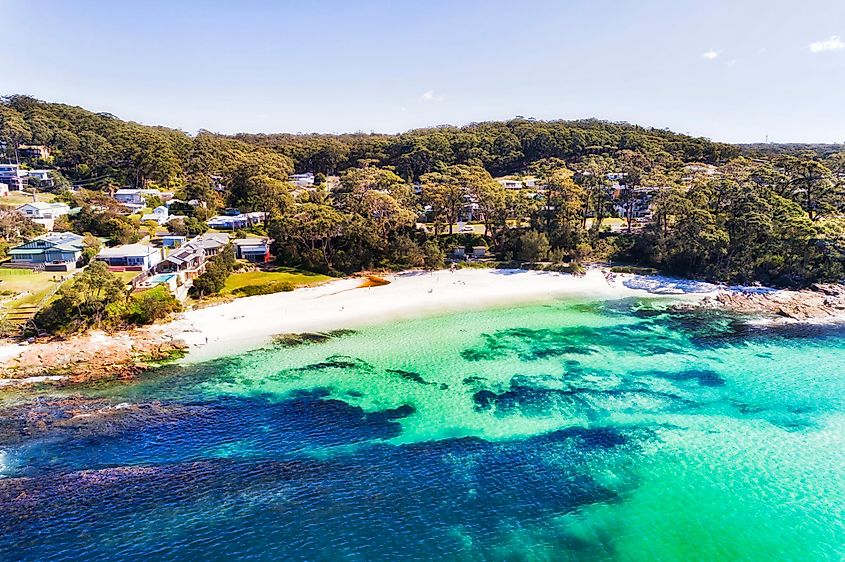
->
xmin=191 ymin=232 xmax=230 ymax=257
xmin=289 ymin=173 xmax=315 ymax=188
xmin=451 ymin=247 xmax=466 ymax=259
xmin=141 ymin=205 xmax=169 ymax=225
xmin=113 ymin=188 xmax=174 ymax=210
xmin=96 ymin=244 xmax=163 ymax=271
xmin=113 ymin=188 xmax=145 ymax=206
xmin=207 ymin=212 xmax=265 ymax=230
xmin=17 ymin=201 xmax=71 ymax=220
xmin=210 ymin=174 xmax=228 ymax=192
xmin=27 ymin=169 xmax=54 ymax=187
xmin=18 ymin=145 xmax=51 ymax=161
xmin=611 ymin=186 xmax=670 ymax=222
xmin=158 ymin=234 xmax=187 ymax=248
xmin=471 ymin=246 xmax=487 ymax=258
xmin=8 ymin=232 xmax=84 ymax=270
xmin=152 ymin=233 xmax=232 ymax=296
xmin=0 ymin=164 xmax=28 ymax=190
xmin=233 ymin=238 xmax=272 ymax=263
xmin=153 ymin=243 xmax=207 ymax=278
xmin=496 ymin=178 xmax=524 ymax=190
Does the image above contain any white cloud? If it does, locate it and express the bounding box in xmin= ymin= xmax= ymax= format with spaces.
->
xmin=727 ymin=59 xmax=738 ymax=67
xmin=702 ymin=49 xmax=719 ymax=60
xmin=419 ymin=90 xmax=445 ymax=102
xmin=809 ymin=35 xmax=845 ymax=52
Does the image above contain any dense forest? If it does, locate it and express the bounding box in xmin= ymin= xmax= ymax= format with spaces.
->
xmin=1 ymin=95 xmax=843 ymax=287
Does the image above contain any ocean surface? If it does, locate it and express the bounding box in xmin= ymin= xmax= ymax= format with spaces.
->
xmin=2 ymin=295 xmax=844 ymax=561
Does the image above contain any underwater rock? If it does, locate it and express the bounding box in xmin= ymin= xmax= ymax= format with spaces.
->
xmin=272 ymin=330 xmax=357 ymax=348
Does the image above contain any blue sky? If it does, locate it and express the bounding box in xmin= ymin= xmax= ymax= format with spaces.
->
xmin=3 ymin=0 xmax=845 ymax=142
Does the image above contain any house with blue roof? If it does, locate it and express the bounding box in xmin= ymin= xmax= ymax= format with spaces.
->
xmin=8 ymin=232 xmax=85 ymax=270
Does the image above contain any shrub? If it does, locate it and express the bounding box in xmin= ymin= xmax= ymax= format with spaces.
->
xmin=121 ymin=286 xmax=181 ymax=325
xmin=190 ymin=245 xmax=235 ymax=298
xmin=232 ymin=281 xmax=294 ymax=297
xmin=518 ymin=231 xmax=550 ymax=261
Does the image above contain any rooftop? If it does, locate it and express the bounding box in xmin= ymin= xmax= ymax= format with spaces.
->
xmin=17 ymin=201 xmax=68 ymax=210
xmin=97 ymin=244 xmax=158 ymax=258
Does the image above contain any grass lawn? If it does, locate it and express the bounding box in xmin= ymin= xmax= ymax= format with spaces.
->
xmin=0 ymin=269 xmax=65 ymax=309
xmin=1 ymin=191 xmax=57 ymax=207
xmin=584 ymin=217 xmax=626 ymax=230
xmin=115 ymin=270 xmax=142 ymax=284
xmin=222 ymin=268 xmax=332 ymax=296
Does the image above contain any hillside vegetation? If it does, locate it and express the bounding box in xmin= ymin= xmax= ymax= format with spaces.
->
xmin=1 ymin=94 xmax=843 ymax=287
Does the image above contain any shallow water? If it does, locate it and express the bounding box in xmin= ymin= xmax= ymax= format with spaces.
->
xmin=2 ymin=297 xmax=844 ymax=561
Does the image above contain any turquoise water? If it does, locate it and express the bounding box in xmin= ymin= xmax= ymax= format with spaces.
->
xmin=2 ymin=296 xmax=844 ymax=560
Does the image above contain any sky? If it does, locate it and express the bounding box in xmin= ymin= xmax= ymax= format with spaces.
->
xmin=2 ymin=0 xmax=844 ymax=143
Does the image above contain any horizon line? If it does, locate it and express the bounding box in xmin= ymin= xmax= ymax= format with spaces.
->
xmin=4 ymin=93 xmax=845 ymax=147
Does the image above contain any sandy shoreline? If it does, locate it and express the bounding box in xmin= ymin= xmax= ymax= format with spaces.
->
xmin=4 ymin=266 xmax=840 ymax=386
xmin=159 ymin=268 xmax=704 ymax=363
xmin=0 ymin=267 xmax=678 ymax=381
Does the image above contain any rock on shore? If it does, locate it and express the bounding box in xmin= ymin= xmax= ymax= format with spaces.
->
xmin=689 ymin=283 xmax=845 ymax=321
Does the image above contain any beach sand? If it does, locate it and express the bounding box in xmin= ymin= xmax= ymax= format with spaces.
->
xmin=163 ymin=268 xmax=696 ymax=363
xmin=0 ymin=267 xmax=716 ymax=380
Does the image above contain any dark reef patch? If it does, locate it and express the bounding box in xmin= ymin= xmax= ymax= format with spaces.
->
xmin=272 ymin=329 xmax=357 ymax=348
xmin=0 ymin=423 xmax=643 ymax=561
xmin=532 ymin=426 xmax=629 ymax=449
xmin=4 ymin=390 xmax=415 ymax=477
xmin=0 ymin=397 xmax=207 ymax=448
xmin=386 ymin=369 xmax=436 ymax=386
xmin=646 ymin=369 xmax=726 ymax=388
xmin=461 ymin=324 xmax=684 ymax=363
xmin=269 ymin=355 xmax=377 ymax=381
xmin=472 ymin=378 xmax=689 ymax=417
xmin=301 ymin=355 xmax=372 ymax=372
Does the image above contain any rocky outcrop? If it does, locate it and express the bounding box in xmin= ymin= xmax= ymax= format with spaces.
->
xmin=0 ymin=330 xmax=188 ymax=387
xmin=686 ymin=283 xmax=845 ymax=321
xmin=0 ymin=397 xmax=205 ymax=446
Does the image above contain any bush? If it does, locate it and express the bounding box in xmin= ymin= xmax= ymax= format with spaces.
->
xmin=610 ymin=265 xmax=658 ymax=275
xmin=190 ymin=245 xmax=235 ymax=298
xmin=518 ymin=231 xmax=550 ymax=261
xmin=121 ymin=286 xmax=181 ymax=325
xmin=422 ymin=240 xmax=445 ymax=269
xmin=35 ymin=262 xmax=182 ymax=334
xmin=232 ymin=281 xmax=294 ymax=297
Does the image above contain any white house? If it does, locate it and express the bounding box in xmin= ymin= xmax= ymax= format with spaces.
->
xmin=17 ymin=201 xmax=71 ymax=220
xmin=141 ymin=205 xmax=169 ymax=225
xmin=113 ymin=188 xmax=174 ymax=211
xmin=96 ymin=244 xmax=163 ymax=271
xmin=207 ymin=212 xmax=265 ymax=230
xmin=496 ymin=178 xmax=524 ymax=190
xmin=27 ymin=169 xmax=53 ymax=187
xmin=0 ymin=164 xmax=28 ymax=190
xmin=289 ymin=173 xmax=315 ymax=188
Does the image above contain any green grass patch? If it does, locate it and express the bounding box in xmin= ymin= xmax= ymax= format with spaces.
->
xmin=0 ymin=270 xmax=63 ymax=308
xmin=1 ymin=192 xmax=56 ymax=207
xmin=115 ymin=270 xmax=141 ymax=284
xmin=610 ymin=265 xmax=659 ymax=275
xmin=222 ymin=268 xmax=331 ymax=297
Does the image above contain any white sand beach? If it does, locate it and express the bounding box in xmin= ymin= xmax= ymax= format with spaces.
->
xmin=163 ymin=267 xmax=707 ymax=363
